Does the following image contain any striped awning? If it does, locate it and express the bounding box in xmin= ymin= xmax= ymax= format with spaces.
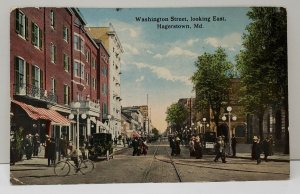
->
xmin=12 ymin=100 xmax=70 ymax=126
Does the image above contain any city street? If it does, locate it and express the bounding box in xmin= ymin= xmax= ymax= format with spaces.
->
xmin=10 ymin=140 xmax=289 ymax=185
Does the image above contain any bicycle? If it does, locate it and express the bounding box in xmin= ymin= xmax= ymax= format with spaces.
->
xmin=54 ymin=156 xmax=95 ymax=176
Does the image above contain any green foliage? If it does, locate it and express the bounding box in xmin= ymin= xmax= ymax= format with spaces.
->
xmin=237 ymin=7 xmax=287 ymax=139
xmin=152 ymin=128 xmax=159 ymax=137
xmin=166 ymin=103 xmax=189 ymax=130
xmin=237 ymin=7 xmax=287 ymax=115
xmin=191 ymin=47 xmax=233 ymax=127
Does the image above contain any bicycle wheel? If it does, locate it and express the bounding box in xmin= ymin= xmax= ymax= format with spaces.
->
xmin=54 ymin=161 xmax=70 ymax=176
xmin=79 ymin=159 xmax=95 ymax=175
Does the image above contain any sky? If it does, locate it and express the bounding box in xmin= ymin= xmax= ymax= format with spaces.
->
xmin=80 ymin=7 xmax=251 ymax=132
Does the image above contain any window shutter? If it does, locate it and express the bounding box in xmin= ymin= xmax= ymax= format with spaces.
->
xmin=39 ymin=28 xmax=42 ymax=48
xmin=54 ymin=79 xmax=56 ymax=93
xmin=40 ymin=70 xmax=43 ymax=89
xmin=26 ymin=62 xmax=30 ymax=85
xmin=15 ymin=9 xmax=20 ymax=34
xmin=25 ymin=16 xmax=28 ymax=40
xmin=31 ymin=65 xmax=35 ymax=86
xmin=68 ymin=86 xmax=70 ymax=104
xmin=14 ymin=57 xmax=18 ymax=85
xmin=31 ymin=22 xmax=35 ymax=45
xmin=54 ymin=45 xmax=56 ymax=63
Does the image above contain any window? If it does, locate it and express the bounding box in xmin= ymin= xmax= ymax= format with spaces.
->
xmin=32 ymin=23 xmax=42 ymax=48
xmin=50 ymin=10 xmax=55 ymax=28
xmin=80 ymin=64 xmax=84 ymax=79
xmin=51 ymin=78 xmax=56 ymax=94
xmin=74 ymin=34 xmax=84 ymax=52
xmin=74 ymin=61 xmax=84 ymax=79
xmin=85 ymin=73 xmax=90 ymax=85
xmin=63 ymin=54 xmax=69 ymax=72
xmin=74 ymin=61 xmax=80 ymax=77
xmin=31 ymin=65 xmax=42 ymax=98
xmin=74 ymin=35 xmax=79 ymax=50
xmin=102 ymin=83 xmax=107 ymax=95
xmin=15 ymin=9 xmax=28 ymax=39
xmin=63 ymin=26 xmax=69 ymax=42
xmin=102 ymin=103 xmax=107 ymax=116
xmin=64 ymin=85 xmax=70 ymax=105
xmin=92 ymin=58 xmax=96 ymax=69
xmin=14 ymin=57 xmax=26 ymax=86
xmin=50 ymin=43 xmax=56 ymax=63
xmin=92 ymin=77 xmax=96 ymax=90
xmin=86 ymin=50 xmax=90 ymax=63
xmin=101 ymin=67 xmax=107 ymax=76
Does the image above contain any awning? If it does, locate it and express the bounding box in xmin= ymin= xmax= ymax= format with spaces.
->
xmin=12 ymin=100 xmax=70 ymax=126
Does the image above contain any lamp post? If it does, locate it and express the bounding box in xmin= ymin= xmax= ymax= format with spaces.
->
xmin=69 ymin=102 xmax=86 ymax=159
xmin=201 ymin=118 xmax=210 ymax=134
xmin=222 ymin=106 xmax=237 ymax=156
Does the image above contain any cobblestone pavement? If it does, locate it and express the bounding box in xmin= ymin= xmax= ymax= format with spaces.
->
xmin=10 ymin=141 xmax=289 ymax=185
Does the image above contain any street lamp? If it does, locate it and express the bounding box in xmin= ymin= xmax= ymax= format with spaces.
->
xmin=69 ymin=102 xmax=87 ymax=160
xmin=222 ymin=106 xmax=237 ymax=156
xmin=201 ymin=118 xmax=209 ymax=134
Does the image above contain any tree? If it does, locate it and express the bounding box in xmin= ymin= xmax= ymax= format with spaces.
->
xmin=191 ymin=47 xmax=233 ymax=134
xmin=166 ymin=103 xmax=189 ymax=132
xmin=152 ymin=128 xmax=159 ymax=139
xmin=237 ymin=8 xmax=288 ymax=152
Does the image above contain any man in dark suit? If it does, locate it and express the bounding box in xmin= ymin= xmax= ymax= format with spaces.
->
xmin=231 ymin=134 xmax=237 ymax=157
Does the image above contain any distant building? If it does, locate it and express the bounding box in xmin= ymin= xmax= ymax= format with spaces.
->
xmin=87 ymin=25 xmax=123 ymax=138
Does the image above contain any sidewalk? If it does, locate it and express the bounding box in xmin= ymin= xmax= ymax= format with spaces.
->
xmin=233 ymin=143 xmax=290 ymax=162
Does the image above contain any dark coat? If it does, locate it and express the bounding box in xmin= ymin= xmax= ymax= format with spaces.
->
xmin=48 ymin=141 xmax=56 ymax=160
xmin=44 ymin=139 xmax=51 ymax=158
xmin=263 ymin=140 xmax=270 ymax=156
xmin=194 ymin=141 xmax=202 ymax=159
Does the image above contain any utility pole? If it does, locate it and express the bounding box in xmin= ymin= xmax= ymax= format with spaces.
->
xmin=147 ymin=94 xmax=150 ymax=136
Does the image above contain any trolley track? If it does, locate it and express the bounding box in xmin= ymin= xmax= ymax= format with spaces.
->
xmin=142 ymin=143 xmax=183 ymax=182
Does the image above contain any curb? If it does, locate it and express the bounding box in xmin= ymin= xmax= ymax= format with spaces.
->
xmin=229 ymin=156 xmax=290 ymax=162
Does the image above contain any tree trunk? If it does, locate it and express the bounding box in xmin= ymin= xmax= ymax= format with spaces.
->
xmin=258 ymin=113 xmax=264 ymax=140
xmin=284 ymin=101 xmax=289 ymax=154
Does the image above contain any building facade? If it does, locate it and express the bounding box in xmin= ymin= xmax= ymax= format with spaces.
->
xmin=87 ymin=25 xmax=124 ymax=139
xmin=10 ymin=8 xmax=110 ymax=149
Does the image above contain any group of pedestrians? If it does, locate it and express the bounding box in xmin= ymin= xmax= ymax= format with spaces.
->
xmin=169 ymin=135 xmax=181 ymax=156
xmin=251 ymin=135 xmax=274 ymax=164
xmin=188 ymin=136 xmax=203 ymax=159
xmin=132 ymin=136 xmax=148 ymax=156
xmin=23 ymin=133 xmax=40 ymax=160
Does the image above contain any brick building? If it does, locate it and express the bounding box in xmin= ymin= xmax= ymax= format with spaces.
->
xmin=10 ymin=8 xmax=110 ymax=147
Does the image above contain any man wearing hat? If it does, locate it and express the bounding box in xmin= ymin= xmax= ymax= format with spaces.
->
xmin=194 ymin=136 xmax=203 ymax=159
xmin=33 ymin=133 xmax=40 ymax=156
xmin=214 ymin=136 xmax=226 ymax=163
xmin=189 ymin=136 xmax=195 ymax=157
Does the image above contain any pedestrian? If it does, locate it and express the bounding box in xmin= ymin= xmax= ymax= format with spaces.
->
xmin=132 ymin=136 xmax=139 ymax=156
xmin=23 ymin=134 xmax=33 ymax=160
xmin=33 ymin=133 xmax=40 ymax=156
xmin=44 ymin=135 xmax=50 ymax=159
xmin=214 ymin=136 xmax=226 ymax=163
xmin=252 ymin=136 xmax=262 ymax=164
xmin=194 ymin=136 xmax=203 ymax=159
xmin=231 ymin=134 xmax=237 ymax=157
xmin=59 ymin=135 xmax=67 ymax=159
xmin=47 ymin=138 xmax=56 ymax=166
xmin=189 ymin=136 xmax=195 ymax=157
xmin=175 ymin=137 xmax=181 ymax=155
xmin=141 ymin=139 xmax=148 ymax=155
xmin=170 ymin=136 xmax=176 ymax=156
xmin=269 ymin=135 xmax=274 ymax=156
xmin=262 ymin=137 xmax=270 ymax=162
xmin=251 ymin=136 xmax=257 ymax=160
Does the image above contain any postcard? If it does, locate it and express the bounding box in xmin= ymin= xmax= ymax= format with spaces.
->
xmin=9 ymin=7 xmax=289 ymax=185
